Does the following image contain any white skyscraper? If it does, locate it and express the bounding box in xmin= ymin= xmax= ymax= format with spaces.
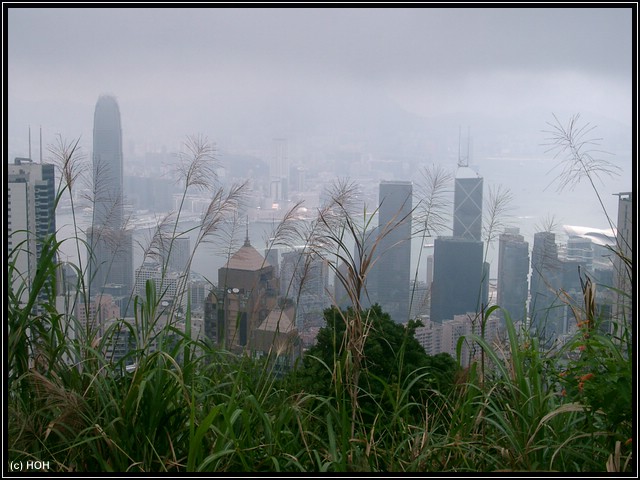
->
xmin=8 ymin=158 xmax=57 ymax=305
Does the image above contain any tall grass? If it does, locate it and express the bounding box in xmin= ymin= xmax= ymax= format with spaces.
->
xmin=7 ymin=119 xmax=632 ymax=472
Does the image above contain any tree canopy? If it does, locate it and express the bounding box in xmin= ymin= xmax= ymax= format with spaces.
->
xmin=287 ymin=304 xmax=460 ymax=421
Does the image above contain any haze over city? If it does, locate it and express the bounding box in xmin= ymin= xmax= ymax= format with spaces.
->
xmin=7 ymin=6 xmax=634 ymax=277
xmin=5 ymin=7 xmax=636 ymax=473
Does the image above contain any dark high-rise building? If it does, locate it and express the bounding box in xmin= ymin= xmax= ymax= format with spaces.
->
xmin=430 ymin=236 xmax=488 ymax=323
xmin=430 ymin=165 xmax=487 ymax=324
xmin=497 ymin=228 xmax=530 ymax=326
xmin=369 ymin=180 xmax=413 ymax=323
xmin=87 ymin=95 xmax=133 ymax=313
xmin=529 ymin=231 xmax=563 ymax=341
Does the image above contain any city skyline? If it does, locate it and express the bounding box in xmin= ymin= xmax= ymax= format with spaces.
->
xmin=5 ymin=91 xmax=631 ymax=365
xmin=6 ymin=9 xmax=634 ymax=469
xmin=7 ymin=8 xmax=633 ymax=254
xmin=6 ymin=7 xmax=634 ymax=327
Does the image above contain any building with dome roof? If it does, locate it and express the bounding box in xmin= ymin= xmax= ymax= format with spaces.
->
xmin=209 ymin=234 xmax=280 ymax=353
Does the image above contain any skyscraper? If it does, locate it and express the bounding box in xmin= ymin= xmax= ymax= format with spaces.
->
xmin=453 ymin=166 xmax=483 ymax=241
xmin=92 ymin=95 xmax=124 ymax=229
xmin=497 ymin=228 xmax=530 ymax=326
xmin=613 ymin=192 xmax=633 ymax=324
xmin=280 ymin=247 xmax=330 ymax=329
xmin=529 ymin=231 xmax=563 ymax=341
xmin=8 ymin=157 xmax=57 ymax=305
xmin=160 ymin=236 xmax=191 ymax=274
xmin=430 ymin=236 xmax=487 ymax=323
xmin=270 ymin=138 xmax=289 ymax=203
xmin=134 ymin=261 xmax=189 ymax=313
xmin=87 ymin=95 xmax=133 ymax=313
xmin=370 ymin=180 xmax=413 ymax=323
xmin=430 ymin=165 xmax=487 ymax=324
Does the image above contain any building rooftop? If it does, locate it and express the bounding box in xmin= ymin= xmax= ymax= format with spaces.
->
xmin=222 ymin=241 xmax=270 ymax=271
xmin=455 ymin=166 xmax=481 ymax=179
xmin=562 ymin=225 xmax=616 ymax=247
xmin=257 ymin=309 xmax=295 ymax=334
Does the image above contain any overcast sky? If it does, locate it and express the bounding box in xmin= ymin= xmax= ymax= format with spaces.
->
xmin=7 ymin=7 xmax=633 ymax=156
xmin=7 ymin=6 xmax=635 ymax=280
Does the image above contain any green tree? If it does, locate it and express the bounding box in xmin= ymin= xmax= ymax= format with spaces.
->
xmin=288 ymin=304 xmax=459 ymax=424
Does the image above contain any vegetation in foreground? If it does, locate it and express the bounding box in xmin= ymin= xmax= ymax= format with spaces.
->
xmin=7 ymin=118 xmax=633 ymax=473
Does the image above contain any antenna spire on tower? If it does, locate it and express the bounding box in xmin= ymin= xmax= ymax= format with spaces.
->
xmin=244 ymin=216 xmax=251 ymax=247
xmin=457 ymin=126 xmax=469 ymax=168
xmin=458 ymin=126 xmax=461 ymax=166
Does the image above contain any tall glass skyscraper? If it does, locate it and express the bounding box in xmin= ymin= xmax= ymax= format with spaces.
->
xmin=370 ymin=180 xmax=413 ymax=323
xmin=430 ymin=166 xmax=487 ymax=323
xmin=529 ymin=231 xmax=563 ymax=341
xmin=453 ymin=166 xmax=483 ymax=241
xmin=92 ymin=95 xmax=124 ymax=229
xmin=497 ymin=228 xmax=530 ymax=326
xmin=87 ymin=95 xmax=133 ymax=314
xmin=430 ymin=236 xmax=487 ymax=324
